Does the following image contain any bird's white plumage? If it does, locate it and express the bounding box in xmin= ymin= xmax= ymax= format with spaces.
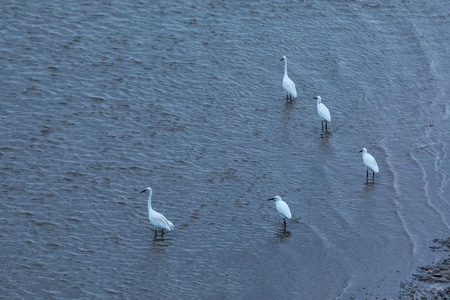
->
xmin=281 ymin=56 xmax=297 ymax=99
xmin=316 ymin=96 xmax=331 ymax=122
xmin=360 ymin=148 xmax=379 ymax=173
xmin=149 ymin=209 xmax=174 ymax=231
xmin=141 ymin=187 xmax=174 ymax=233
xmin=268 ymin=195 xmax=292 ymax=220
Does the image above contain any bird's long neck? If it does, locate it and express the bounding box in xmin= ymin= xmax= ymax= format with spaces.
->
xmin=147 ymin=191 xmax=153 ymax=211
xmin=284 ymin=59 xmax=288 ymax=76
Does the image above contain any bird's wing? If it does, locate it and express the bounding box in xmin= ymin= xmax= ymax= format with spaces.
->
xmin=276 ymin=201 xmax=292 ymax=219
xmin=158 ymin=213 xmax=175 ymax=230
xmin=283 ymin=76 xmax=297 ymax=97
xmin=318 ymin=104 xmax=331 ymax=121
xmin=364 ymin=154 xmax=379 ymax=173
xmin=151 ymin=210 xmax=174 ymax=231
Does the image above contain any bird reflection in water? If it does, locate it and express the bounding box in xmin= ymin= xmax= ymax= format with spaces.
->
xmin=276 ymin=228 xmax=292 ymax=243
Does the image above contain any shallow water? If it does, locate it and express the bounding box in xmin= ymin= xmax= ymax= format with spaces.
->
xmin=1 ymin=1 xmax=450 ymax=299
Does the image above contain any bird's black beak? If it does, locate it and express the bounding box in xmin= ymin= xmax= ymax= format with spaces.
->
xmin=280 ymin=58 xmax=283 ymax=61
xmin=267 ymin=198 xmax=275 ymax=201
xmin=358 ymin=149 xmax=363 ymax=153
xmin=313 ymin=97 xmax=317 ymax=100
xmin=140 ymin=189 xmax=147 ymax=194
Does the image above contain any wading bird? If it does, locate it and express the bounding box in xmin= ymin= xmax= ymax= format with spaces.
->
xmin=267 ymin=195 xmax=292 ymax=228
xmin=280 ymin=56 xmax=297 ymax=102
xmin=314 ymin=96 xmax=331 ymax=131
xmin=140 ymin=187 xmax=174 ymax=238
xmin=359 ymin=148 xmax=379 ymax=182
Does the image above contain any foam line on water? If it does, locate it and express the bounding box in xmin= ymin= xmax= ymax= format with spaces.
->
xmin=412 ymin=140 xmax=450 ymax=231
xmin=383 ymin=143 xmax=417 ymax=255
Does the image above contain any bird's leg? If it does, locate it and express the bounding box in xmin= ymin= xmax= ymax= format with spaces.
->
xmin=372 ymin=171 xmax=375 ymax=182
xmin=325 ymin=121 xmax=328 ymax=130
xmin=321 ymin=120 xmax=324 ymax=131
xmin=154 ymin=230 xmax=157 ymax=238
xmin=366 ymin=168 xmax=369 ymax=182
xmin=283 ymin=218 xmax=287 ymax=229
xmin=161 ymin=229 xmax=165 ymax=238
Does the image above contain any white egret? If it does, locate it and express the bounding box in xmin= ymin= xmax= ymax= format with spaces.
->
xmin=267 ymin=195 xmax=292 ymax=228
xmin=280 ymin=56 xmax=297 ymax=101
xmin=359 ymin=148 xmax=379 ymax=182
xmin=314 ymin=96 xmax=331 ymax=131
xmin=140 ymin=187 xmax=174 ymax=238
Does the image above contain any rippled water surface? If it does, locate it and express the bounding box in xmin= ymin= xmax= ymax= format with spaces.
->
xmin=1 ymin=1 xmax=450 ymax=299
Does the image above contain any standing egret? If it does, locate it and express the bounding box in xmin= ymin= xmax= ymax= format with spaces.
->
xmin=267 ymin=195 xmax=292 ymax=228
xmin=140 ymin=187 xmax=174 ymax=238
xmin=280 ymin=56 xmax=297 ymax=102
xmin=314 ymin=96 xmax=331 ymax=131
xmin=359 ymin=148 xmax=379 ymax=182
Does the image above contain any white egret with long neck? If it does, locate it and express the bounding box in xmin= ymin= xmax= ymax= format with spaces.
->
xmin=359 ymin=148 xmax=379 ymax=182
xmin=314 ymin=96 xmax=331 ymax=131
xmin=280 ymin=56 xmax=297 ymax=102
xmin=267 ymin=195 xmax=292 ymax=228
xmin=140 ymin=187 xmax=174 ymax=238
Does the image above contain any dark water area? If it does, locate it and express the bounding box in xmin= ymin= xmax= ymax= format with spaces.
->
xmin=1 ymin=1 xmax=450 ymax=299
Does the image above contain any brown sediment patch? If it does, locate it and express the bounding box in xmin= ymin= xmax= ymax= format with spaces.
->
xmin=398 ymin=238 xmax=450 ymax=299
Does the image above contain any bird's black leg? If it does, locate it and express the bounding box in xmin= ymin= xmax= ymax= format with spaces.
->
xmin=154 ymin=230 xmax=157 ymax=238
xmin=366 ymin=169 xmax=369 ymax=182
xmin=325 ymin=121 xmax=328 ymax=130
xmin=372 ymin=171 xmax=375 ymax=182
xmin=283 ymin=218 xmax=287 ymax=229
xmin=321 ymin=120 xmax=324 ymax=131
xmin=161 ymin=229 xmax=165 ymax=238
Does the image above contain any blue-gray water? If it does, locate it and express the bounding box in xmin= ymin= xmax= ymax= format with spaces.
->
xmin=1 ymin=1 xmax=450 ymax=299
